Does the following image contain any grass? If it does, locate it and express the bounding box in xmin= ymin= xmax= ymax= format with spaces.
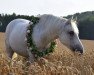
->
xmin=0 ymin=32 xmax=94 ymax=75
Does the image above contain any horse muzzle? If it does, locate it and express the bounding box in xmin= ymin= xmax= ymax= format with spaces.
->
xmin=71 ymin=45 xmax=84 ymax=54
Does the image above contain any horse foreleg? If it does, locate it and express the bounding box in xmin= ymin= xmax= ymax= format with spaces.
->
xmin=27 ymin=48 xmax=35 ymax=63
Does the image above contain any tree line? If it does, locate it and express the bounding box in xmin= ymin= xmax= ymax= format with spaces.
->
xmin=0 ymin=13 xmax=38 ymax=32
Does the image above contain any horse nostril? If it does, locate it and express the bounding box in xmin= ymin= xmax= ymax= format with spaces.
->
xmin=76 ymin=49 xmax=83 ymax=54
xmin=75 ymin=47 xmax=83 ymax=54
xmin=71 ymin=46 xmax=84 ymax=54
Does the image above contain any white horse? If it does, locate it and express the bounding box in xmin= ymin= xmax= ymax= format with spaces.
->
xmin=5 ymin=14 xmax=84 ymax=62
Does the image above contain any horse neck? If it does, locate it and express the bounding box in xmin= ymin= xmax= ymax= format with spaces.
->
xmin=32 ymin=15 xmax=65 ymax=49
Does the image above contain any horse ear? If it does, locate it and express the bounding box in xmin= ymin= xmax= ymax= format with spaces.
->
xmin=71 ymin=16 xmax=77 ymax=21
xmin=65 ymin=17 xmax=72 ymax=25
xmin=71 ymin=16 xmax=78 ymax=24
xmin=73 ymin=17 xmax=78 ymax=25
xmin=69 ymin=16 xmax=74 ymax=21
xmin=75 ymin=17 xmax=77 ymax=21
xmin=71 ymin=16 xmax=74 ymax=20
xmin=73 ymin=17 xmax=77 ymax=22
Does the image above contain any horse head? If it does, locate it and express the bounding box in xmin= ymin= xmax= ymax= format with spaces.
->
xmin=59 ymin=17 xmax=84 ymax=54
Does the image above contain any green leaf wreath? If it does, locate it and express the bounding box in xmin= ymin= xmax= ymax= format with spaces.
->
xmin=26 ymin=17 xmax=56 ymax=58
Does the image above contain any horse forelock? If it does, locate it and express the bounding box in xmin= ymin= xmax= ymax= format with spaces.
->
xmin=64 ymin=19 xmax=79 ymax=34
xmin=71 ymin=21 xmax=79 ymax=34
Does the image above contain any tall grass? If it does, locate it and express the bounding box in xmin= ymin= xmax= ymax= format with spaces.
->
xmin=0 ymin=33 xmax=94 ymax=75
xmin=0 ymin=44 xmax=94 ymax=75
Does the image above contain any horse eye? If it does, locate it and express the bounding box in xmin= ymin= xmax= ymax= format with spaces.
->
xmin=68 ymin=31 xmax=74 ymax=36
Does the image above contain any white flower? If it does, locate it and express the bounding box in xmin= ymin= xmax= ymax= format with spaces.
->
xmin=29 ymin=22 xmax=33 ymax=25
xmin=27 ymin=47 xmax=32 ymax=50
xmin=27 ymin=30 xmax=30 ymax=33
xmin=27 ymin=48 xmax=29 ymax=51
xmin=25 ymin=37 xmax=27 ymax=41
xmin=55 ymin=44 xmax=57 ymax=47
xmin=29 ymin=47 xmax=32 ymax=50
xmin=27 ymin=43 xmax=30 ymax=46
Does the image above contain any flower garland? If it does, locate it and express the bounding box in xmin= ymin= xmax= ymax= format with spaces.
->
xmin=26 ymin=17 xmax=56 ymax=58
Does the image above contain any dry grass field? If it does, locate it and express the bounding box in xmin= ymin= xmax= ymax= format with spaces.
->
xmin=0 ymin=32 xmax=94 ymax=75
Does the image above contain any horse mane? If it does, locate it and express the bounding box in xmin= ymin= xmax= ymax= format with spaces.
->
xmin=36 ymin=14 xmax=68 ymax=29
